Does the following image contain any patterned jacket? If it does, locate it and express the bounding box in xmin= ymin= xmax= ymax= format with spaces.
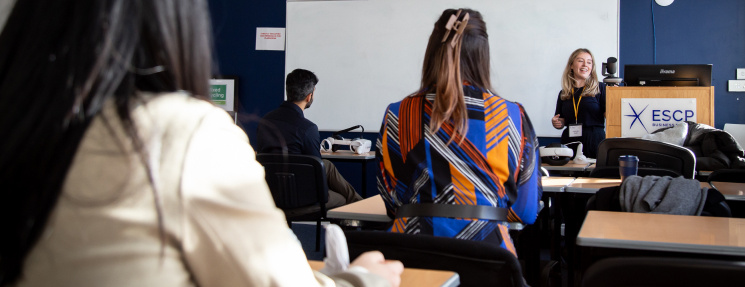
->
xmin=376 ymin=85 xmax=542 ymax=256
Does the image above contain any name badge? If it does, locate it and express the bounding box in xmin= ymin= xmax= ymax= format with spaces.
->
xmin=569 ymin=123 xmax=583 ymax=137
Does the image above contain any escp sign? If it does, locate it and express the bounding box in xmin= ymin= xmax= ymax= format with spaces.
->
xmin=652 ymin=109 xmax=695 ymax=122
xmin=621 ymin=98 xmax=697 ymax=138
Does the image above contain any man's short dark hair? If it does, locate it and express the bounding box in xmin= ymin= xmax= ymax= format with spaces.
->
xmin=285 ymin=69 xmax=318 ymax=102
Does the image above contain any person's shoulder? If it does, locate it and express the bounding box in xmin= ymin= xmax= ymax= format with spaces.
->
xmin=300 ymin=117 xmax=318 ymax=130
xmin=134 ymin=92 xmax=233 ymax=136
xmin=262 ymin=104 xmax=290 ymax=119
xmin=483 ymin=89 xmax=522 ymax=107
xmin=382 ymin=94 xmax=419 ymax=114
xmin=139 ymin=92 xmax=222 ymax=120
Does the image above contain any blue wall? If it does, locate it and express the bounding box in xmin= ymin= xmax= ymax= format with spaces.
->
xmin=209 ymin=0 xmax=745 ymax=140
xmin=208 ymin=0 xmax=745 ymax=194
xmin=620 ymin=0 xmax=745 ymax=129
xmin=208 ymin=0 xmax=287 ymax=146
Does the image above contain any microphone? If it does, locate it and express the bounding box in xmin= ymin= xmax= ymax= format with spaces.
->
xmin=602 ymin=57 xmax=622 ymax=85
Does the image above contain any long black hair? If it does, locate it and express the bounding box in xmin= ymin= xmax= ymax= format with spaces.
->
xmin=0 ymin=0 xmax=213 ymax=283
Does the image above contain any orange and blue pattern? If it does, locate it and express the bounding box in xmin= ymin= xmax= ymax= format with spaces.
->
xmin=376 ymin=85 xmax=542 ymax=256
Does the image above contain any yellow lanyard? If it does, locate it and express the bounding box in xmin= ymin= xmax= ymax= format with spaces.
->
xmin=572 ymin=88 xmax=582 ymax=124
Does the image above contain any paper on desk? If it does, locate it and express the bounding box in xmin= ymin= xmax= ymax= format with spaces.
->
xmin=319 ymin=224 xmax=350 ymax=276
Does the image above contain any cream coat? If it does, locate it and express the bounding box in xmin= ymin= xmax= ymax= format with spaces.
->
xmin=17 ymin=93 xmax=385 ymax=287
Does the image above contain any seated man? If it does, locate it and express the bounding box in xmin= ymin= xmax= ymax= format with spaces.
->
xmin=256 ymin=69 xmax=362 ymax=208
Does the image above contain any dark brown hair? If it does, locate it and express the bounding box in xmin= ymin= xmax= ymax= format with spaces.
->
xmin=419 ymin=8 xmax=491 ymax=143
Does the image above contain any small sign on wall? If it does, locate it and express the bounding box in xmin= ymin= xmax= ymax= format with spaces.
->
xmin=256 ymin=27 xmax=285 ymax=51
xmin=621 ymin=98 xmax=696 ymax=137
xmin=209 ymin=77 xmax=237 ymax=112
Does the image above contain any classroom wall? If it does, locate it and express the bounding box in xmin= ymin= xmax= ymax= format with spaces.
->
xmin=209 ymin=0 xmax=745 ymax=142
xmin=619 ymin=0 xmax=745 ymax=129
xmin=207 ymin=0 xmax=745 ymax=192
xmin=208 ymin=0 xmax=287 ymax=146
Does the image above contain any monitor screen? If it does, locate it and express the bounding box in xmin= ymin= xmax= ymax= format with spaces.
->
xmin=624 ymin=64 xmax=712 ymax=87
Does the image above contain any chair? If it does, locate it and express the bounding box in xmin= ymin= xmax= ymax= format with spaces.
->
xmin=256 ymin=153 xmax=328 ymax=251
xmin=594 ymin=138 xmax=696 ymax=178
xmin=581 ymin=257 xmax=745 ymax=287
xmin=344 ymin=230 xmax=526 ymax=287
xmin=708 ymin=168 xmax=745 ymax=183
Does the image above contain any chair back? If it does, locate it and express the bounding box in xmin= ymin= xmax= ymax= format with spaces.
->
xmin=595 ymin=138 xmax=696 ymax=178
xmin=582 ymin=257 xmax=745 ymax=287
xmin=256 ymin=154 xmax=328 ymax=210
xmin=345 ymin=230 xmax=526 ymax=287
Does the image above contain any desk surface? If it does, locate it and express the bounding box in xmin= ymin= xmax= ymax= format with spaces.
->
xmin=565 ymin=178 xmax=622 ymax=193
xmin=542 ymin=176 xmax=576 ymax=192
xmin=566 ymin=178 xmax=713 ymax=194
xmin=327 ymin=194 xmax=532 ymax=230
xmin=710 ymin=181 xmax=745 ymax=201
xmin=577 ymin=211 xmax=745 ymax=257
xmin=328 ymin=195 xmax=390 ymax=222
xmin=308 ymin=260 xmax=459 ymax=287
xmin=541 ymin=162 xmax=591 ymax=171
xmin=321 ymin=151 xmax=376 ymax=160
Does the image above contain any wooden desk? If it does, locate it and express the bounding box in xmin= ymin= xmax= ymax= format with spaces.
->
xmin=698 ymin=170 xmax=713 ymax=177
xmin=308 ymin=260 xmax=459 ymax=287
xmin=327 ymin=195 xmax=390 ymax=223
xmin=542 ymin=162 xmax=591 ymax=172
xmin=577 ymin=211 xmax=745 ymax=256
xmin=321 ymin=151 xmax=375 ymax=160
xmin=565 ymin=178 xmax=622 ymax=193
xmin=327 ymin=194 xmax=533 ymax=230
xmin=566 ymin=178 xmax=712 ymax=194
xmin=321 ymin=151 xmax=376 ymax=197
xmin=542 ymin=176 xmax=576 ymax=192
xmin=710 ymin=181 xmax=745 ymax=201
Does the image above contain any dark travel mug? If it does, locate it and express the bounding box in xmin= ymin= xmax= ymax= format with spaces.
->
xmin=619 ymin=155 xmax=639 ymax=181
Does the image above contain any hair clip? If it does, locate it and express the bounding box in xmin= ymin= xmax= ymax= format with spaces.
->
xmin=441 ymin=10 xmax=470 ymax=48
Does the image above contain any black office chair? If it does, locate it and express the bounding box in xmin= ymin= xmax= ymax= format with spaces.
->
xmin=256 ymin=153 xmax=328 ymax=251
xmin=581 ymin=257 xmax=745 ymax=287
xmin=708 ymin=168 xmax=745 ymax=183
xmin=593 ymin=138 xmax=697 ymax=179
xmin=344 ymin=230 xmax=527 ymax=287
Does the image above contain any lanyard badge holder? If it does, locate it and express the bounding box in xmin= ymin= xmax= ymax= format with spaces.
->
xmin=569 ymin=89 xmax=583 ymax=137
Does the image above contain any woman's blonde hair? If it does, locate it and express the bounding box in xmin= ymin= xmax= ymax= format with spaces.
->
xmin=419 ymin=9 xmax=491 ymax=144
xmin=560 ymin=48 xmax=600 ymax=100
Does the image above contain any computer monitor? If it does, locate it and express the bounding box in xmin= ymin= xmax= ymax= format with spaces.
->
xmin=624 ymin=64 xmax=712 ymax=87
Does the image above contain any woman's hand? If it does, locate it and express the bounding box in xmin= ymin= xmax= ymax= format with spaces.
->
xmin=350 ymin=251 xmax=404 ymax=287
xmin=551 ymin=114 xmax=565 ymax=129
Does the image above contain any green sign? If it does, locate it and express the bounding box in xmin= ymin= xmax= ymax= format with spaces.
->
xmin=210 ymin=84 xmax=227 ymax=105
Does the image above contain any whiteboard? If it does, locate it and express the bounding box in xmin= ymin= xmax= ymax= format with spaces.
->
xmin=286 ymin=0 xmax=618 ymax=137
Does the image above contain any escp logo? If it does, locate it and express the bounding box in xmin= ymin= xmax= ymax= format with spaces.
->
xmin=625 ymin=103 xmax=695 ymax=132
xmin=621 ymin=98 xmax=696 ymax=137
xmin=652 ymin=109 xmax=694 ymax=122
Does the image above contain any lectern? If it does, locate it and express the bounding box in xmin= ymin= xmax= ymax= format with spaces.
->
xmin=606 ymin=86 xmax=715 ymax=138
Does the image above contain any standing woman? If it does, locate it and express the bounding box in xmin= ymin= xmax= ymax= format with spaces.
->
xmin=376 ymin=9 xmax=542 ymax=256
xmin=551 ymin=48 xmax=607 ymax=159
xmin=0 ymin=0 xmax=401 ymax=286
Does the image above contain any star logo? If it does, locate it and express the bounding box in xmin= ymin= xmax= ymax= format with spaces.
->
xmin=624 ymin=103 xmax=649 ymax=133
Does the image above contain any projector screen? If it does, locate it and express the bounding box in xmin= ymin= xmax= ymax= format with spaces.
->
xmin=286 ymin=0 xmax=619 ymax=137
